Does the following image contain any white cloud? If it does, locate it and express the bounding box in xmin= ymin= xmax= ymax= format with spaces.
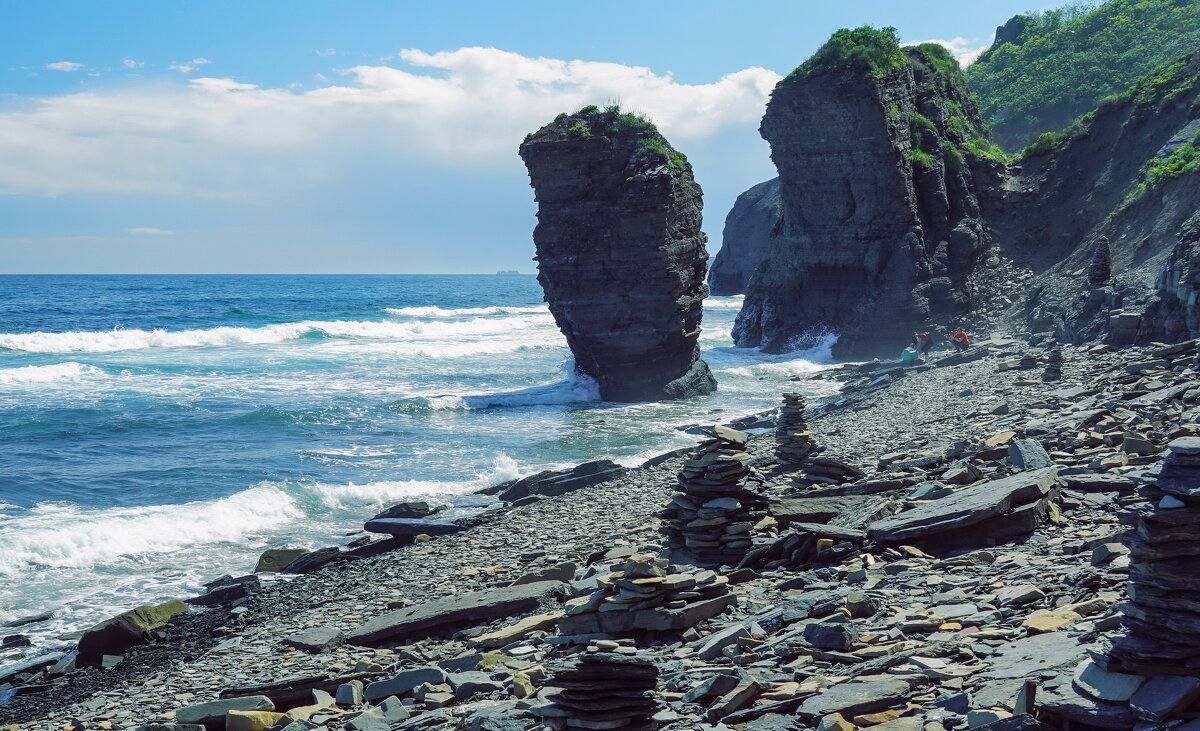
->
xmin=903 ymin=37 xmax=990 ymax=68
xmin=169 ymin=57 xmax=212 ymax=73
xmin=122 ymin=59 xmax=144 ymax=69
xmin=45 ymin=61 xmax=83 ymax=72
xmin=0 ymin=46 xmax=781 ymax=197
xmin=313 ymin=48 xmax=336 ymax=57
xmin=124 ymin=227 xmax=176 ymax=235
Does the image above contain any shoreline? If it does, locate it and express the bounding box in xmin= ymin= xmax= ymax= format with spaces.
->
xmin=3 ymin=337 xmax=1196 ymax=729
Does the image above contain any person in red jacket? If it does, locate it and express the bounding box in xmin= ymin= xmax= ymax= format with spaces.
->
xmin=910 ymin=331 xmax=934 ymax=357
xmin=949 ymin=328 xmax=971 ymax=352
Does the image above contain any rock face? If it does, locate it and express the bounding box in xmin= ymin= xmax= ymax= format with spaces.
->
xmin=734 ymin=37 xmax=1003 ymax=357
xmin=519 ymin=105 xmax=717 ymax=401
xmin=707 ymin=177 xmax=781 ymax=295
xmin=995 ymin=53 xmax=1200 ymax=345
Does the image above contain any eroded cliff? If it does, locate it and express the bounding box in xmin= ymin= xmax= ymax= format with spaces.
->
xmin=734 ymin=32 xmax=1005 ymax=357
xmin=707 ymin=177 xmax=781 ymax=296
xmin=519 ymin=105 xmax=717 ymax=402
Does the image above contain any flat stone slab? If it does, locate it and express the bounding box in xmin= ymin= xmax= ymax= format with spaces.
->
xmin=867 ymin=467 xmax=1057 ymax=544
xmin=555 ymin=593 xmax=736 ymax=635
xmin=768 ymin=495 xmax=891 ymax=528
xmin=284 ymin=626 xmax=343 ymax=653
xmin=347 ymin=580 xmax=567 ymax=645
xmin=981 ymin=632 xmax=1082 ymax=680
xmin=363 ymin=518 xmax=467 ymax=537
xmin=797 ymin=677 xmax=911 ymax=719
xmin=176 ymin=696 xmax=274 ymax=725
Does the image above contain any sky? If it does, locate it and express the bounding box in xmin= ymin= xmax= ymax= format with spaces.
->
xmin=0 ymin=0 xmax=1044 ymax=274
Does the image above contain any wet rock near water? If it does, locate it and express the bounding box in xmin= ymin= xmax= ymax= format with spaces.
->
xmin=519 ymin=106 xmax=716 ymax=402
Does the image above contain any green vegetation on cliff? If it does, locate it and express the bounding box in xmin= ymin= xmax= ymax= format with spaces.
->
xmin=789 ymin=25 xmax=907 ymax=80
xmin=525 ymin=104 xmax=687 ymax=170
xmin=966 ymin=0 xmax=1200 ymax=151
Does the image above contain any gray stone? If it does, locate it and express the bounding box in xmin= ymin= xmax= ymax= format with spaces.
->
xmin=348 ymin=581 xmax=567 ymax=645
xmin=362 ymin=518 xmax=466 ymax=538
xmin=281 ymin=546 xmax=341 ymax=574
xmin=511 ymin=561 xmax=576 ymax=586
xmin=372 ymin=501 xmax=439 ymax=520
xmin=1130 ymin=674 xmax=1200 ymax=722
xmin=695 ymin=624 xmax=751 ymax=661
xmin=364 ymin=667 xmax=448 ymax=702
xmin=447 ymin=671 xmax=503 ymax=700
xmin=346 ymin=707 xmax=390 ymax=731
xmin=254 ymin=548 xmax=310 ymax=573
xmin=1009 ymin=440 xmax=1052 ymax=470
xmin=683 ymin=673 xmax=740 ymax=703
xmin=378 ymin=696 xmax=411 ymax=723
xmin=335 ymin=679 xmax=363 ymax=707
xmin=803 ymin=622 xmax=858 ymax=651
xmin=1072 ymin=659 xmax=1145 ymax=702
xmin=995 ymin=585 xmax=1045 ymax=606
xmin=175 ymin=695 xmax=274 ymax=725
xmin=867 ymin=468 xmax=1057 ymax=544
xmin=798 ymin=678 xmax=911 ymax=719
xmin=983 ymin=633 xmax=1082 ymax=680
xmin=285 ymin=626 xmax=343 ymax=654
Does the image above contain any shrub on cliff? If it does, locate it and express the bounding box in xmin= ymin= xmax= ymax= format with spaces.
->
xmin=790 ymin=25 xmax=907 ymax=79
xmin=967 ymin=0 xmax=1200 ymax=151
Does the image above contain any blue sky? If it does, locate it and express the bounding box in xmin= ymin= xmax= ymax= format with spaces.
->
xmin=1 ymin=0 xmax=1041 ymax=273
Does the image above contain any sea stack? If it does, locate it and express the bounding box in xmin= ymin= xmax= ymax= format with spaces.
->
xmin=520 ymin=105 xmax=717 ymax=402
xmin=733 ymin=29 xmax=1003 ymax=357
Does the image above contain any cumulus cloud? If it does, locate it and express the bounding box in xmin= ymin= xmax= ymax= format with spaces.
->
xmin=124 ymin=227 xmax=175 ymax=235
xmin=0 ymin=46 xmax=781 ymax=198
xmin=313 ymin=48 xmax=336 ymax=56
xmin=903 ymin=37 xmax=990 ymax=67
xmin=45 ymin=61 xmax=83 ymax=72
xmin=169 ymin=57 xmax=212 ymax=73
xmin=122 ymin=59 xmax=145 ymax=69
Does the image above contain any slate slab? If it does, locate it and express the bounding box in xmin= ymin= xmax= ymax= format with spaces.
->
xmin=867 ymin=467 xmax=1057 ymax=544
xmin=797 ymin=677 xmax=911 ymax=719
xmin=347 ymin=580 xmax=567 ymax=645
xmin=362 ymin=518 xmax=467 ymax=538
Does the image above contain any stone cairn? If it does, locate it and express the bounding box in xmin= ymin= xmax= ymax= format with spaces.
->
xmin=660 ymin=426 xmax=767 ymax=567
xmin=1042 ymin=343 xmax=1064 ymax=382
xmin=1113 ymin=437 xmax=1200 ymax=676
xmin=535 ymin=647 xmax=660 ymax=730
xmin=559 ymin=555 xmax=731 ymax=623
xmin=775 ymin=392 xmax=819 ymax=463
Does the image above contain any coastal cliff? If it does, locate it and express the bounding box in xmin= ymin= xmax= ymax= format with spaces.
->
xmin=734 ymin=31 xmax=1005 ymax=357
xmin=995 ymin=53 xmax=1200 ymax=344
xmin=707 ymin=178 xmax=781 ymax=296
xmin=519 ymin=105 xmax=717 ymax=402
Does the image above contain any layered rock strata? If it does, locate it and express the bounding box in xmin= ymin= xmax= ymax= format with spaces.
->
xmin=520 ymin=106 xmax=716 ymax=401
xmin=734 ymin=40 xmax=1003 ymax=357
xmin=707 ymin=177 xmax=781 ymax=295
xmin=534 ymin=649 xmax=660 ymax=730
xmin=660 ymin=427 xmax=770 ymax=566
xmin=775 ymin=392 xmax=818 ymax=463
xmin=1113 ymin=438 xmax=1200 ymax=675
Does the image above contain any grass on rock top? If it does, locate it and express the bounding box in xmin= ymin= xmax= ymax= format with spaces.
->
xmin=525 ymin=104 xmax=688 ymax=170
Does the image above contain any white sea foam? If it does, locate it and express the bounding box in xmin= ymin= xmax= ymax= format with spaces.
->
xmin=0 ymin=361 xmax=106 ymax=385
xmin=0 ymin=456 xmax=522 ymax=576
xmin=703 ymin=295 xmax=746 ymax=310
xmin=414 ymin=364 xmax=599 ymax=411
xmin=384 ymin=305 xmax=548 ymax=318
xmin=0 ymin=315 xmax=557 ymax=354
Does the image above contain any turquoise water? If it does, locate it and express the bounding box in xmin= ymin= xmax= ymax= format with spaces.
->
xmin=0 ymin=274 xmax=836 ymax=663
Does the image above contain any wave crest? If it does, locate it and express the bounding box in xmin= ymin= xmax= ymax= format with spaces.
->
xmin=384 ymin=305 xmax=548 ymax=318
xmin=0 ymin=362 xmax=106 ymax=385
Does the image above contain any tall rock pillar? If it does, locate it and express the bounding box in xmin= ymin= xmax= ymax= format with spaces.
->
xmin=519 ymin=105 xmax=717 ymax=402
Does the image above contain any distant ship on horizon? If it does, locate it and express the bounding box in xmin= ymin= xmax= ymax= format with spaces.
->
xmin=495 ymin=269 xmax=523 ymax=275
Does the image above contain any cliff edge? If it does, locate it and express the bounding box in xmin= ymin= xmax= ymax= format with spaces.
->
xmin=519 ymin=105 xmax=717 ymax=402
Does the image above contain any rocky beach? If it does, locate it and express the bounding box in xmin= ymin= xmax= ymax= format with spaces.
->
xmin=4 ymin=334 xmax=1199 ymax=730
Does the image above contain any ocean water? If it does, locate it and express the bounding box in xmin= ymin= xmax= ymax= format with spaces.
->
xmin=0 ymin=274 xmax=837 ymax=666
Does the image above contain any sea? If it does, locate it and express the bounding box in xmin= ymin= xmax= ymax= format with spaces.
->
xmin=0 ymin=274 xmax=838 ymax=669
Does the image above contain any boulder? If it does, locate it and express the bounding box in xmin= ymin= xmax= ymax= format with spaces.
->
xmin=284 ymin=626 xmax=343 ymax=654
xmin=280 ymin=547 xmax=341 ymax=574
xmin=362 ymin=518 xmax=466 ymax=538
xmin=76 ymin=599 xmax=190 ymax=667
xmin=371 ymin=501 xmax=439 ymax=520
xmin=254 ymin=549 xmax=310 ymax=574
